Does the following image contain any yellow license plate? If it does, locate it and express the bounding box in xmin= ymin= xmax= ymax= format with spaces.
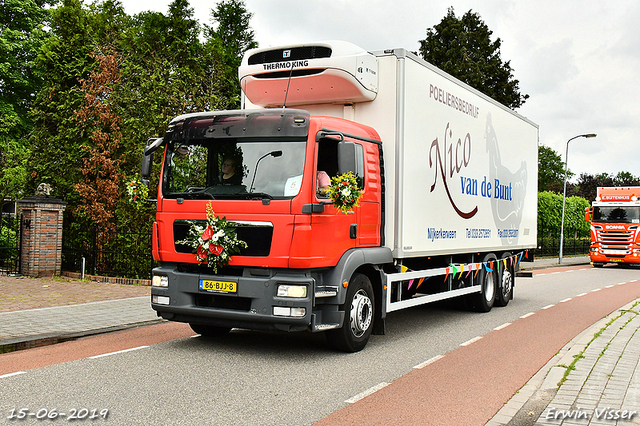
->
xmin=199 ymin=280 xmax=237 ymax=293
xmin=609 ymin=258 xmax=622 ymax=262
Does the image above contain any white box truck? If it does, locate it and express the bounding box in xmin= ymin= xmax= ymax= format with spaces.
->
xmin=147 ymin=40 xmax=539 ymax=351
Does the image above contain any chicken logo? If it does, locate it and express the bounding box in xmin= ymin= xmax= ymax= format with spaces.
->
xmin=485 ymin=113 xmax=527 ymax=241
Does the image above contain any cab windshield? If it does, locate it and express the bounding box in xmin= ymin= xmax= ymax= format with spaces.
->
xmin=593 ymin=206 xmax=640 ymax=223
xmin=163 ymin=139 xmax=306 ymax=200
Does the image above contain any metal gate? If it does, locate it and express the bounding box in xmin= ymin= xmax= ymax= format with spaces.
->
xmin=0 ymin=213 xmax=21 ymax=275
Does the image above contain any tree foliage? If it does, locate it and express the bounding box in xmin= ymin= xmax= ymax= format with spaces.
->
xmin=538 ymin=191 xmax=590 ymax=239
xmin=28 ymin=0 xmax=96 ymax=207
xmin=538 ymin=145 xmax=568 ymax=193
xmin=75 ymin=48 xmax=122 ymax=226
xmin=0 ymin=0 xmax=52 ymax=207
xmin=204 ymin=0 xmax=258 ymax=110
xmin=419 ymin=7 xmax=528 ymax=109
xmin=11 ymin=0 xmax=256 ymax=229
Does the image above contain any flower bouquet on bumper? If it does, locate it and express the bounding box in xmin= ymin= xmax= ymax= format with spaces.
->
xmin=177 ymin=203 xmax=247 ymax=272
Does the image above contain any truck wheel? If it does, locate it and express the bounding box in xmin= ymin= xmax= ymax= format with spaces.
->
xmin=593 ymin=263 xmax=604 ymax=268
xmin=189 ymin=323 xmax=231 ymax=337
xmin=326 ymin=273 xmax=374 ymax=352
xmin=469 ymin=258 xmax=497 ymax=312
xmin=495 ymin=261 xmax=514 ymax=307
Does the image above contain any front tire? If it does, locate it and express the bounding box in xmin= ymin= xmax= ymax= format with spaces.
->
xmin=326 ymin=273 xmax=374 ymax=352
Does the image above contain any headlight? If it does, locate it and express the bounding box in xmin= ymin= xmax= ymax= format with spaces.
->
xmin=152 ymin=275 xmax=169 ymax=287
xmin=277 ymin=284 xmax=307 ymax=298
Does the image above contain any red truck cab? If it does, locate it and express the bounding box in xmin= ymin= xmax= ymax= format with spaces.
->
xmin=147 ymin=109 xmax=390 ymax=351
xmin=586 ymin=187 xmax=640 ymax=266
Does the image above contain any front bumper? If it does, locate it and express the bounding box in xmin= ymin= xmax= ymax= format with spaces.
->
xmin=589 ymin=252 xmax=640 ymax=265
xmin=150 ymin=264 xmax=343 ymax=332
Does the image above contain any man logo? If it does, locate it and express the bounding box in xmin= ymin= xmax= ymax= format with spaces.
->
xmin=283 ymin=50 xmax=291 ymax=59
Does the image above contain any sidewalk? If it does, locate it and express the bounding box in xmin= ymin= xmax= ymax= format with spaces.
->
xmin=0 ymin=275 xmax=159 ymax=353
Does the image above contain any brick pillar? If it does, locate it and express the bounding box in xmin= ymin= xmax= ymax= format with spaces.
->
xmin=17 ymin=196 xmax=67 ymax=277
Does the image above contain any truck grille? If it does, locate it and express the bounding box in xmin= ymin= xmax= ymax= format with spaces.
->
xmin=247 ymin=46 xmax=332 ymax=65
xmin=173 ymin=220 xmax=273 ymax=256
xmin=597 ymin=228 xmax=634 ymax=255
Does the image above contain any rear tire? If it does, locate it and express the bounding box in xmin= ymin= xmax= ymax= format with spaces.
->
xmin=326 ymin=273 xmax=374 ymax=352
xmin=469 ymin=256 xmax=497 ymax=312
xmin=495 ymin=257 xmax=514 ymax=307
xmin=189 ymin=323 xmax=231 ymax=337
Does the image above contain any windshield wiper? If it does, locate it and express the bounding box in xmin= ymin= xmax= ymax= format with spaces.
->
xmin=245 ymin=192 xmax=274 ymax=200
xmin=178 ymin=191 xmax=215 ymax=200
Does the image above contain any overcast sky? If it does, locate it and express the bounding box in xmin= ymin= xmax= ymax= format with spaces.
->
xmin=119 ymin=0 xmax=640 ymax=180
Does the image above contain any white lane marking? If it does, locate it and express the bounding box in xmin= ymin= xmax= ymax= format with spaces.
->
xmin=0 ymin=371 xmax=26 ymax=379
xmin=494 ymin=322 xmax=512 ymax=331
xmin=345 ymin=382 xmax=390 ymax=404
xmin=520 ymin=312 xmax=535 ymax=319
xmin=414 ymin=355 xmax=444 ymax=369
xmin=577 ymin=293 xmax=588 ymax=297
xmin=560 ymin=298 xmax=573 ymax=303
xmin=590 ymin=288 xmax=601 ymax=293
xmin=460 ymin=336 xmax=483 ymax=347
xmin=89 ymin=346 xmax=149 ymax=359
xmin=542 ymin=304 xmax=555 ymax=310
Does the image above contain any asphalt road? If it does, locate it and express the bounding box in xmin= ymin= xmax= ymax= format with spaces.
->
xmin=1 ymin=264 xmax=639 ymax=426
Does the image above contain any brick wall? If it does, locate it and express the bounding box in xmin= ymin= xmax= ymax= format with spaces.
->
xmin=17 ymin=196 xmax=67 ymax=277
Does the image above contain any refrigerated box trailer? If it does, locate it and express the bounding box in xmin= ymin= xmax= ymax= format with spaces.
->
xmin=145 ymin=41 xmax=539 ymax=351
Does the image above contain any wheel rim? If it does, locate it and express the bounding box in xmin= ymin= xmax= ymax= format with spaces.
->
xmin=484 ymin=271 xmax=495 ymax=302
xmin=501 ymin=270 xmax=512 ymax=298
xmin=350 ymin=289 xmax=373 ymax=338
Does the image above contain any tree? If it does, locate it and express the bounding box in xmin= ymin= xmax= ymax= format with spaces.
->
xmin=75 ymin=48 xmax=123 ymax=226
xmin=613 ymin=171 xmax=640 ymax=187
xmin=203 ymin=0 xmax=257 ymax=110
xmin=538 ymin=191 xmax=561 ymax=238
xmin=419 ymin=7 xmax=528 ymax=109
xmin=538 ymin=191 xmax=589 ymax=239
xmin=538 ymin=144 xmax=568 ymax=193
xmin=0 ymin=0 xmax=52 ymax=206
xmin=28 ymin=0 xmax=97 ymax=208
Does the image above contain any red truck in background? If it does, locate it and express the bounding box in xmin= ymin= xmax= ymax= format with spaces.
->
xmin=142 ymin=41 xmax=539 ymax=351
xmin=585 ymin=186 xmax=640 ymax=266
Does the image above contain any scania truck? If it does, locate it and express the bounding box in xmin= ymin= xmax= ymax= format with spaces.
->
xmin=585 ymin=186 xmax=640 ymax=266
xmin=144 ymin=41 xmax=539 ymax=351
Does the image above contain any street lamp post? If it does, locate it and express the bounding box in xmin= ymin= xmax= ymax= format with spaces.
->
xmin=559 ymin=133 xmax=597 ymax=264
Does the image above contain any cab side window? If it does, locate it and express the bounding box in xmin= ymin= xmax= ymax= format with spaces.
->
xmin=316 ymin=138 xmax=365 ymax=198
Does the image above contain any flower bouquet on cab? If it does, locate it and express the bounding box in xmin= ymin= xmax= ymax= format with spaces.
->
xmin=327 ymin=172 xmax=363 ymax=214
xmin=126 ymin=176 xmax=149 ymax=210
xmin=177 ymin=203 xmax=247 ymax=272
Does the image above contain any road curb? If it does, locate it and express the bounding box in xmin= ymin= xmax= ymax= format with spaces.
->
xmin=0 ymin=319 xmax=165 ymax=355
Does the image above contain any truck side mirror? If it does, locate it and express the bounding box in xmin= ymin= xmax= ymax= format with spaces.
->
xmin=141 ymin=151 xmax=153 ymax=180
xmin=584 ymin=207 xmax=591 ymax=222
xmin=337 ymin=142 xmax=357 ymax=175
xmin=140 ymin=137 xmax=165 ymax=183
